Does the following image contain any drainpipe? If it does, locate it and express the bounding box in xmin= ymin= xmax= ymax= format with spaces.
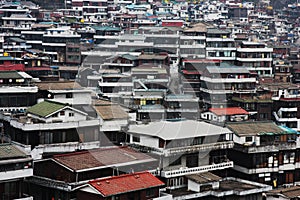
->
xmin=75 ymin=171 xmax=78 ymax=183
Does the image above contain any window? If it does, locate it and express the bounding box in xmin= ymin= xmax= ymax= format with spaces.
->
xmin=146 ymin=188 xmax=156 ymax=197
xmin=66 ymin=93 xmax=73 ymax=98
xmin=60 ymin=111 xmax=65 ymax=116
xmin=170 ymin=156 xmax=181 ymax=166
xmin=69 ymin=112 xmax=74 ymax=117
xmin=132 ymin=135 xmax=140 ymax=142
xmin=245 ymin=136 xmax=252 ymax=142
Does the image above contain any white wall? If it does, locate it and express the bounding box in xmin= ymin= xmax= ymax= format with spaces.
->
xmin=43 ymin=108 xmax=87 ymax=123
xmin=187 ymin=180 xmax=200 ymax=192
xmin=233 ymin=134 xmax=260 ymax=146
xmin=53 ymin=91 xmax=92 ymax=105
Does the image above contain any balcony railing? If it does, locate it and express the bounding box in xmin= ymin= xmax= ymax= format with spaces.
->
xmin=161 ymin=161 xmax=233 ymax=178
xmin=0 ymin=168 xmax=33 ymax=181
xmin=234 ymin=142 xmax=297 ymax=153
xmin=163 ymin=141 xmax=234 ymax=156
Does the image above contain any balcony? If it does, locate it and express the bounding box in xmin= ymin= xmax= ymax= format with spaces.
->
xmin=206 ymin=56 xmax=236 ymax=61
xmin=206 ymin=38 xmax=234 ymax=42
xmin=234 ymin=142 xmax=297 ymax=153
xmin=206 ymin=47 xmax=236 ymax=51
xmin=236 ymin=48 xmax=273 ymax=53
xmin=161 ymin=161 xmax=234 ymax=178
xmin=200 ymin=88 xmax=256 ymax=94
xmin=163 ymin=141 xmax=234 ymax=157
xmin=273 ymin=112 xmax=298 ymax=123
xmin=0 ymin=168 xmax=33 ymax=181
xmin=98 ymin=82 xmax=133 ymax=87
xmin=236 ymin=57 xmax=272 ymax=62
xmin=180 ymin=35 xmax=206 ymax=40
xmin=9 ymin=119 xmax=100 ymax=131
xmin=200 ymin=77 xmax=256 ymax=83
xmin=26 ymin=176 xmax=82 ymax=192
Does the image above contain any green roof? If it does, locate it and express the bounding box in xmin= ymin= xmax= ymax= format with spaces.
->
xmin=120 ymin=54 xmax=138 ymax=61
xmin=9 ymin=37 xmax=25 ymax=43
xmin=92 ymin=26 xmax=121 ymax=32
xmin=0 ymin=56 xmax=22 ymax=61
xmin=0 ymin=71 xmax=23 ymax=79
xmin=27 ymin=101 xmax=66 ymax=118
xmin=231 ymin=96 xmax=273 ymax=103
xmin=0 ymin=144 xmax=27 ymax=160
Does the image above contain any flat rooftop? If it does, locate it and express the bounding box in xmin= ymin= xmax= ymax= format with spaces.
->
xmin=170 ymin=177 xmax=272 ymax=198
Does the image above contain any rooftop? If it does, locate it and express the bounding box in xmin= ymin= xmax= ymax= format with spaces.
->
xmin=0 ymin=56 xmax=23 ymax=61
xmin=94 ymin=105 xmax=128 ymax=120
xmin=27 ymin=100 xmax=65 ymax=118
xmin=267 ymin=185 xmax=300 ymax=199
xmin=138 ymin=54 xmax=168 ymax=60
xmin=36 ymin=81 xmax=82 ymax=90
xmin=209 ymin=107 xmax=249 ymax=116
xmin=171 ymin=177 xmax=272 ymax=198
xmin=186 ymin=172 xmax=221 ymax=184
xmin=128 ymin=120 xmax=231 ymax=140
xmin=227 ymin=122 xmax=290 ymax=137
xmin=0 ymin=71 xmax=25 ymax=79
xmin=206 ymin=64 xmax=250 ymax=74
xmin=0 ymin=143 xmax=27 ymax=160
xmin=53 ymin=146 xmax=156 ymax=171
xmin=89 ymin=171 xmax=164 ymax=197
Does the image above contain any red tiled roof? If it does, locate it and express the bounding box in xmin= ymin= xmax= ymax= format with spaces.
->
xmin=89 ymin=172 xmax=164 ymax=197
xmin=183 ymin=59 xmax=220 ymax=63
xmin=182 ymin=70 xmax=201 ymax=75
xmin=53 ymin=146 xmax=155 ymax=171
xmin=209 ymin=107 xmax=249 ymax=116
xmin=280 ymin=98 xmax=300 ymax=101
xmin=25 ymin=67 xmax=52 ymax=71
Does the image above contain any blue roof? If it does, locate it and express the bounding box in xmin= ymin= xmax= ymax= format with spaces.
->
xmin=279 ymin=126 xmax=299 ymax=134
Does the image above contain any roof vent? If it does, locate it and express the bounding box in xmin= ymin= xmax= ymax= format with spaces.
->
xmin=134 ymin=175 xmax=140 ymax=179
xmin=106 ymin=180 xmax=110 ymax=184
xmin=97 ymin=182 xmax=101 ymax=185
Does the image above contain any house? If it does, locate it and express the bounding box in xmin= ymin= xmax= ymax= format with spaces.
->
xmin=3 ymin=37 xmax=32 ymax=58
xmin=36 ymin=81 xmax=92 ymax=105
xmin=227 ymin=121 xmax=300 ymax=186
xmin=164 ymin=94 xmax=200 ymax=120
xmin=201 ymin=107 xmax=249 ymax=122
xmin=0 ymin=56 xmax=25 ymax=71
xmin=1 ymin=100 xmax=101 ymax=159
xmin=206 ymin=28 xmax=236 ymax=64
xmin=179 ymin=59 xmax=221 ymax=97
xmin=26 ymin=146 xmax=158 ymax=200
xmin=265 ymin=185 xmax=300 ymax=200
xmin=94 ymin=99 xmax=129 ymax=145
xmin=200 ymin=63 xmax=257 ymax=108
xmin=0 ymin=71 xmax=37 ymax=113
xmin=231 ymin=94 xmax=273 ymax=121
xmin=0 ymin=143 xmax=33 ymax=199
xmin=127 ymin=120 xmax=234 ymax=189
xmin=163 ymin=172 xmax=272 ymax=200
xmin=77 ymin=171 xmax=164 ymax=200
xmin=236 ymin=41 xmax=273 ymax=77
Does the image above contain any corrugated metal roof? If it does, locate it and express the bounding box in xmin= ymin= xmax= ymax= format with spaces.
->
xmin=128 ymin=120 xmax=231 ymax=140
xmin=186 ymin=172 xmax=221 ymax=184
xmin=36 ymin=81 xmax=82 ymax=90
xmin=0 ymin=143 xmax=27 ymax=160
xmin=209 ymin=107 xmax=249 ymax=116
xmin=0 ymin=71 xmax=23 ymax=79
xmin=227 ymin=122 xmax=289 ymax=137
xmin=89 ymin=172 xmax=164 ymax=197
xmin=206 ymin=65 xmax=250 ymax=74
xmin=94 ymin=105 xmax=128 ymax=120
xmin=53 ymin=146 xmax=156 ymax=171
